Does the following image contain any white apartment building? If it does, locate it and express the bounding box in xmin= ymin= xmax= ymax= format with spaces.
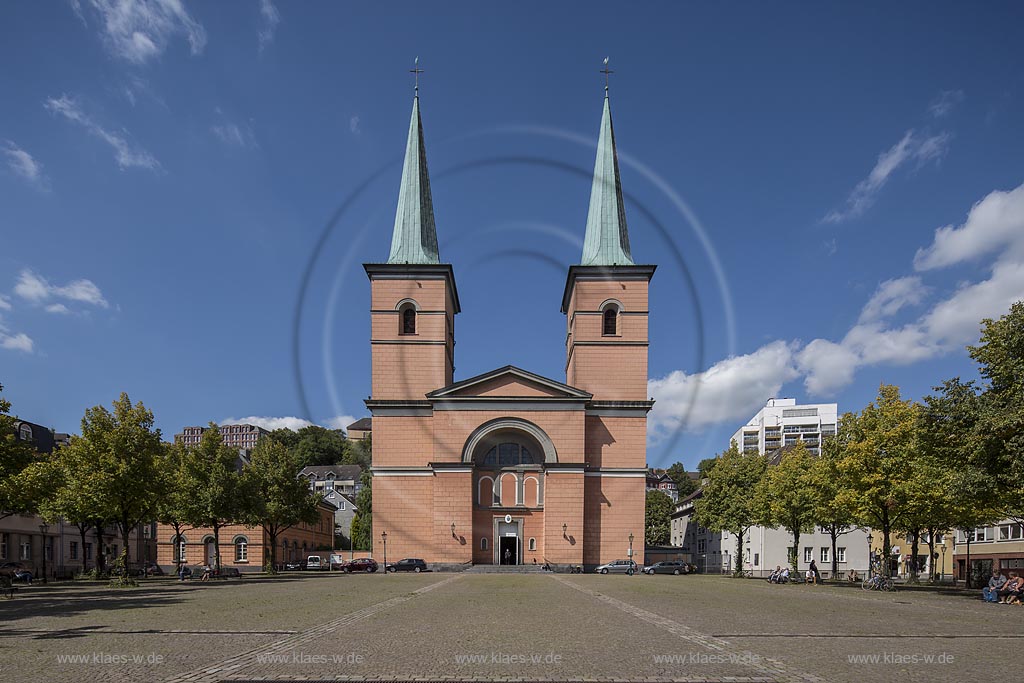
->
xmin=671 ymin=491 xmax=870 ymax=578
xmin=731 ymin=398 xmax=839 ymax=455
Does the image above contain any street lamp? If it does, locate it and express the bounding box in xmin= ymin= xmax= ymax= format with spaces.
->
xmin=380 ymin=531 xmax=387 ymax=574
xmin=940 ymin=544 xmax=947 ymax=583
xmin=562 ymin=522 xmax=568 ymax=538
xmin=451 ymin=522 xmax=457 ymax=538
xmin=39 ymin=522 xmax=49 ymax=584
xmin=866 ymin=532 xmax=873 ymax=577
xmin=628 ymin=532 xmax=635 ymax=575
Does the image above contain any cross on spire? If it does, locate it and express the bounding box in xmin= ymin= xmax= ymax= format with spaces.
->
xmin=600 ymin=56 xmax=613 ymax=94
xmin=410 ymin=56 xmax=424 ymax=96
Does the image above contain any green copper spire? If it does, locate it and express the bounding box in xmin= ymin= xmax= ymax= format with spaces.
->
xmin=580 ymin=91 xmax=634 ymax=266
xmin=388 ymin=94 xmax=440 ymax=265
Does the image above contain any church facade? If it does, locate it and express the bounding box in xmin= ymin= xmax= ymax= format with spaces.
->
xmin=366 ymin=87 xmax=655 ymax=570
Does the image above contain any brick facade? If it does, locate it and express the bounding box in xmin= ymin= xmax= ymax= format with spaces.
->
xmin=365 ymin=261 xmax=654 ymax=570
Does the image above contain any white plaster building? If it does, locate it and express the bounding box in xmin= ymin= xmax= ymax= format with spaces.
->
xmin=730 ymin=398 xmax=838 ymax=455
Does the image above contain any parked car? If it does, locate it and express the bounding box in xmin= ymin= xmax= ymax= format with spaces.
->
xmin=340 ymin=558 xmax=379 ymax=573
xmin=306 ymin=555 xmax=324 ymax=570
xmin=595 ymin=559 xmax=637 ymax=575
xmin=644 ymin=561 xmax=686 ymax=575
xmin=386 ymin=558 xmax=427 ymax=573
xmin=0 ymin=561 xmax=33 ymax=583
xmin=284 ymin=560 xmax=306 ymax=571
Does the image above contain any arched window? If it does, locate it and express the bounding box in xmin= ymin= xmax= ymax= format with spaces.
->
xmin=18 ymin=423 xmax=32 ymax=441
xmin=479 ymin=443 xmax=538 ymax=467
xmin=602 ymin=305 xmax=618 ymax=336
xmin=481 ymin=537 xmax=488 ymax=551
xmin=399 ymin=302 xmax=417 ymax=335
xmin=234 ymin=536 xmax=249 ymax=562
xmin=528 ymin=537 xmax=537 ymax=551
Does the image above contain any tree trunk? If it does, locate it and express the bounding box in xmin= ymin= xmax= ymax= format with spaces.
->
xmin=881 ymin=509 xmax=891 ymax=579
xmin=734 ymin=529 xmax=744 ymax=576
xmin=830 ymin=529 xmax=839 ymax=579
xmin=965 ymin=534 xmax=972 ymax=589
xmin=171 ymin=521 xmax=185 ymax=572
xmin=120 ymin=521 xmax=132 ymax=570
xmin=266 ymin=526 xmax=278 ymax=572
xmin=93 ymin=522 xmax=107 ymax=574
xmin=908 ymin=529 xmax=920 ymax=584
xmin=791 ymin=528 xmax=801 ymax=574
xmin=212 ymin=522 xmax=222 ymax=572
xmin=926 ymin=528 xmax=937 ymax=583
xmin=78 ymin=524 xmax=89 ymax=573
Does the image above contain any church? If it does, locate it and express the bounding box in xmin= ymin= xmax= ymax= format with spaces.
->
xmin=366 ymin=81 xmax=655 ymax=570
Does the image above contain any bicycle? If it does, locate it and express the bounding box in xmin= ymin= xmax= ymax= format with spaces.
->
xmin=861 ymin=574 xmax=895 ymax=591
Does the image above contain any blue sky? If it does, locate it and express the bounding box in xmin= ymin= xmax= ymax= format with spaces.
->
xmin=2 ymin=1 xmax=1023 ymax=468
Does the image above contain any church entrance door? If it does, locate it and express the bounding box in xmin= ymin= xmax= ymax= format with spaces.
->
xmin=496 ymin=520 xmax=520 ymax=565
xmin=499 ymin=536 xmax=518 ymax=565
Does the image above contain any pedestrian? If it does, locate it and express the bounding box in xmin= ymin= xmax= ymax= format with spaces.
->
xmin=503 ymin=548 xmax=511 ymax=565
xmin=809 ymin=559 xmax=821 ymax=585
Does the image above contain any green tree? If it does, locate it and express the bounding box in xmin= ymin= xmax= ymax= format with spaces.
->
xmin=241 ymin=438 xmax=320 ymax=572
xmin=693 ymin=441 xmax=767 ymax=576
xmin=182 ymin=424 xmax=244 ymax=571
xmin=0 ymin=384 xmax=38 ymax=520
xmin=696 ymin=457 xmax=718 ymax=479
xmin=268 ymin=428 xmax=301 ymax=450
xmin=155 ymin=442 xmax=195 ymax=573
xmin=645 ymin=490 xmax=674 ymax=545
xmin=344 ymin=434 xmax=372 ymax=469
xmin=666 ymin=462 xmax=698 ymax=498
xmin=59 ymin=393 xmax=164 ymax=571
xmin=754 ymin=441 xmax=816 ymax=574
xmin=350 ymin=468 xmax=373 ymax=551
xmin=834 ymin=385 xmax=920 ymax=578
xmin=967 ymin=302 xmax=1024 ymax=523
xmin=294 ymin=425 xmax=348 ymax=467
xmin=810 ymin=435 xmax=859 ymax=579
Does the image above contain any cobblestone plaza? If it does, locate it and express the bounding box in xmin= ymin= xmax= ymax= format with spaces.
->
xmin=1 ymin=573 xmax=1019 ymax=683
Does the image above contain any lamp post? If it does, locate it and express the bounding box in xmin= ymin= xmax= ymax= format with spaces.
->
xmin=39 ymin=522 xmax=49 ymax=584
xmin=941 ymin=544 xmax=947 ymax=584
xmin=451 ymin=522 xmax=456 ymax=539
xmin=628 ymin=532 xmax=635 ymax=575
xmin=562 ymin=522 xmax=568 ymax=538
xmin=380 ymin=531 xmax=387 ymax=574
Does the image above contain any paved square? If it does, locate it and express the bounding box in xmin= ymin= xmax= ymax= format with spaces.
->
xmin=0 ymin=573 xmax=1019 ymax=683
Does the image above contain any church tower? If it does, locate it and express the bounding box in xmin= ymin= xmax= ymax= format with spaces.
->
xmin=563 ymin=81 xmax=654 ymax=567
xmin=364 ymin=94 xmax=459 ymax=402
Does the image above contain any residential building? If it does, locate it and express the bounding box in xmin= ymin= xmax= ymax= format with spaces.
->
xmin=156 ymin=502 xmax=336 ymax=571
xmin=730 ymin=398 xmax=838 ymax=455
xmin=320 ymin=489 xmax=358 ymax=548
xmin=298 ymin=465 xmax=363 ymax=497
xmin=953 ymin=520 xmax=1024 ymax=586
xmin=646 ymin=469 xmax=678 ymax=501
xmin=175 ymin=423 xmax=269 ymax=455
xmin=367 ymin=86 xmax=651 ymax=570
xmin=346 ymin=417 xmax=372 ymax=442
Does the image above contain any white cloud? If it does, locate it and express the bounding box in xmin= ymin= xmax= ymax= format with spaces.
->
xmin=45 ymin=94 xmax=161 ymax=171
xmin=73 ymin=0 xmax=207 ymax=64
xmin=2 ymin=141 xmax=49 ymax=189
xmin=258 ymin=0 xmax=280 ymax=52
xmin=325 ymin=415 xmax=358 ymax=432
xmin=349 ymin=115 xmax=361 ymax=135
xmin=648 ymin=341 xmax=799 ymax=438
xmin=0 ymin=294 xmax=11 ymax=311
xmin=913 ymin=183 xmax=1024 ymax=271
xmin=14 ymin=269 xmax=109 ymax=309
xmin=45 ymin=303 xmax=70 ymax=315
xmin=928 ymin=90 xmax=965 ymax=118
xmin=211 ymin=121 xmax=257 ymax=148
xmin=0 ymin=332 xmax=34 ymax=353
xmin=857 ymin=276 xmax=929 ymax=323
xmin=796 ymin=340 xmax=859 ymax=396
xmin=824 ymin=129 xmax=951 ymax=223
xmin=223 ymin=414 xmax=357 ymax=434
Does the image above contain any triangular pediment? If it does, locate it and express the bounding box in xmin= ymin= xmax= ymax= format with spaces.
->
xmin=426 ymin=366 xmax=591 ymax=400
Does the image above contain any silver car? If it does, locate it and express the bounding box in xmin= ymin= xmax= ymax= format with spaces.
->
xmin=595 ymin=559 xmax=637 ymax=575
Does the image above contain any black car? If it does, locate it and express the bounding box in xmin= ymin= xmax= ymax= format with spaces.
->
xmin=386 ymin=558 xmax=428 ymax=573
xmin=284 ymin=560 xmax=306 ymax=571
xmin=644 ymin=561 xmax=687 ymax=575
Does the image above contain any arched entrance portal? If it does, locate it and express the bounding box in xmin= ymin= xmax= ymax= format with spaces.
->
xmin=464 ymin=418 xmax=553 ymax=565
